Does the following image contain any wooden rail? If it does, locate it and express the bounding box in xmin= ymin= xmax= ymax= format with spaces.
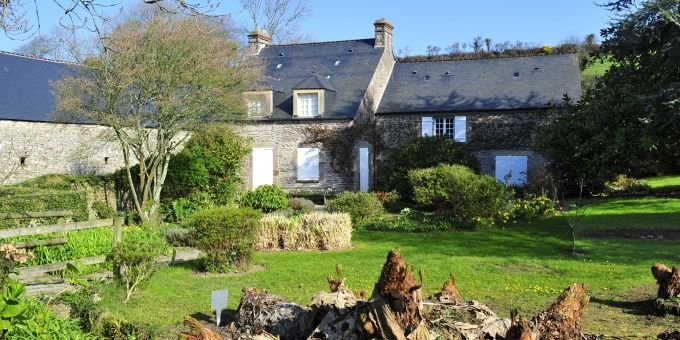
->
xmin=0 ymin=210 xmax=73 ymax=220
xmin=0 ymin=218 xmax=116 ymax=239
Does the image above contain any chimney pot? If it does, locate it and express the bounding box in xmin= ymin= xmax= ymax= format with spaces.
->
xmin=373 ymin=18 xmax=394 ymax=51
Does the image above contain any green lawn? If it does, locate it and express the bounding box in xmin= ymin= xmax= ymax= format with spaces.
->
xmin=643 ymin=175 xmax=680 ymax=190
xmin=96 ymin=196 xmax=680 ymax=338
xmin=582 ymin=58 xmax=613 ymax=77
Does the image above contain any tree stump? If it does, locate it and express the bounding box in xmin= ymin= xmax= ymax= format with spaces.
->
xmin=651 ymin=263 xmax=680 ymax=300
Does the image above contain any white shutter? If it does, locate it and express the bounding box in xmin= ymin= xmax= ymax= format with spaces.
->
xmin=359 ymin=148 xmax=369 ymax=192
xmin=454 ymin=116 xmax=466 ymax=142
xmin=421 ymin=117 xmax=433 ymax=137
xmin=495 ymin=156 xmax=528 ymax=186
xmin=297 ymin=147 xmax=320 ymax=181
xmin=252 ymin=148 xmax=274 ymax=189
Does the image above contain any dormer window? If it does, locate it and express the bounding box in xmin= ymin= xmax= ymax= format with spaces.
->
xmin=296 ymin=92 xmax=319 ymax=117
xmin=244 ymin=90 xmax=273 ymax=117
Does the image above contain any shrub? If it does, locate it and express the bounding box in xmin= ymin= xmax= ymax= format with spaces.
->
xmin=188 ymin=207 xmax=262 ymax=272
xmin=507 ymin=194 xmax=556 ymax=223
xmin=605 ymin=174 xmax=651 ymax=196
xmin=327 ymin=191 xmax=383 ymax=225
xmin=287 ymin=197 xmax=315 ymax=214
xmin=164 ymin=124 xmax=250 ymax=205
xmin=408 ymin=164 xmax=507 ymax=224
xmin=379 ymin=136 xmax=480 ymax=200
xmin=357 ymin=208 xmax=458 ymax=232
xmin=162 ymin=226 xmax=194 ymax=247
xmin=238 ymin=185 xmax=288 ymax=213
xmin=108 ymin=228 xmax=167 ymax=302
xmin=92 ymin=201 xmax=116 ymax=219
xmin=166 ymin=192 xmax=214 ymax=223
xmin=255 ymin=212 xmax=352 ymax=251
xmin=375 ymin=190 xmax=403 ymax=212
xmin=0 ymin=187 xmax=88 ymax=229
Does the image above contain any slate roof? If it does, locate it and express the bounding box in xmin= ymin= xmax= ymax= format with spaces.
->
xmin=259 ymin=38 xmax=383 ymax=119
xmin=0 ymin=51 xmax=72 ymax=122
xmin=377 ymin=54 xmax=582 ymax=114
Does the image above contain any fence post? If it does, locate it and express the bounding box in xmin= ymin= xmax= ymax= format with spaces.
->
xmin=112 ymin=217 xmax=124 ymax=278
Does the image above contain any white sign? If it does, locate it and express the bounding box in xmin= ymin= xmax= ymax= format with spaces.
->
xmin=211 ymin=289 xmax=229 ymax=326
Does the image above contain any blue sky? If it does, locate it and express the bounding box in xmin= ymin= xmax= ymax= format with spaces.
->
xmin=0 ymin=1 xmax=614 ymax=54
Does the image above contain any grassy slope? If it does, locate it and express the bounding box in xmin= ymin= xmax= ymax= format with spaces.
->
xmin=643 ymin=175 xmax=680 ymax=190
xmin=98 ymin=196 xmax=680 ymax=337
xmin=582 ymin=58 xmax=613 ymax=77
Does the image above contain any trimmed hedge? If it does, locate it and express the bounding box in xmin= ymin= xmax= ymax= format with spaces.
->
xmin=0 ymin=187 xmax=88 ymax=229
xmin=327 ymin=192 xmax=383 ymax=225
xmin=238 ymin=185 xmax=288 ymax=213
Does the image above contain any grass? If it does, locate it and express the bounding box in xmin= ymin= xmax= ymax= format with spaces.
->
xmin=581 ymin=58 xmax=613 ymax=77
xmin=642 ymin=175 xmax=680 ymax=190
xmin=96 ymin=196 xmax=680 ymax=338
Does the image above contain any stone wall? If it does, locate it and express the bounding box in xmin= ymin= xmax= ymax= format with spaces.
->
xmin=375 ymin=110 xmax=548 ymax=176
xmin=236 ymin=119 xmax=356 ymax=194
xmin=0 ymin=120 xmax=126 ymax=184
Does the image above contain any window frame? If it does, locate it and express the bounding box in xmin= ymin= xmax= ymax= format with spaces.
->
xmin=429 ymin=115 xmax=466 ymax=142
xmin=296 ymin=147 xmax=320 ymax=182
xmin=293 ymin=89 xmax=324 ymax=118
xmin=243 ymin=90 xmax=273 ymax=117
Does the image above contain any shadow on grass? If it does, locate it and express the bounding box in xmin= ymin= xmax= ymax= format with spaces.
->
xmin=590 ymin=296 xmax=657 ymax=316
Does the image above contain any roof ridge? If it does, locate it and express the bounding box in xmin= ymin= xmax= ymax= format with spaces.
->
xmin=396 ymin=52 xmax=578 ymax=64
xmin=269 ymin=38 xmax=375 ymax=47
xmin=0 ymin=50 xmax=76 ymax=65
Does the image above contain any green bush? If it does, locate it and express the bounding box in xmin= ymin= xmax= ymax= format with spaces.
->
xmin=238 ymin=185 xmax=288 ymax=213
xmin=506 ymin=194 xmax=556 ymax=223
xmin=408 ymin=164 xmax=507 ymax=224
xmin=379 ymin=136 xmax=480 ymax=200
xmin=188 ymin=207 xmax=262 ymax=272
xmin=0 ymin=187 xmax=88 ymax=229
xmin=92 ymin=201 xmax=116 ymax=219
xmin=164 ymin=124 xmax=251 ymax=205
xmin=327 ymin=191 xmax=384 ymax=225
xmin=108 ymin=227 xmax=167 ymax=302
xmin=162 ymin=226 xmax=194 ymax=247
xmin=165 ymin=192 xmax=214 ymax=223
xmin=605 ymin=174 xmax=651 ymax=196
xmin=287 ymin=197 xmax=315 ymax=214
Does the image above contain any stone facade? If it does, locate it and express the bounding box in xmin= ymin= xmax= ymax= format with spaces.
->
xmin=0 ymin=120 xmax=126 ymax=184
xmin=375 ymin=110 xmax=547 ymax=177
xmin=236 ymin=119 xmax=354 ymax=194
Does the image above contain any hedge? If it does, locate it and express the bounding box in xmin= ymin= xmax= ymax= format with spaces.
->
xmin=0 ymin=187 xmax=89 ymax=229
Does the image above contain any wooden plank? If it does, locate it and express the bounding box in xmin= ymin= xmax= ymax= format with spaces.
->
xmin=16 ymin=255 xmax=107 ymax=281
xmin=14 ymin=237 xmax=68 ymax=249
xmin=0 ymin=210 xmax=73 ymax=220
xmin=0 ymin=218 xmax=114 ymax=239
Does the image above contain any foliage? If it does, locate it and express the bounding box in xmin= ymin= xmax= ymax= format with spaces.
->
xmin=92 ymin=201 xmax=116 ymax=219
xmin=162 ymin=226 xmax=194 ymax=247
xmin=327 ymin=191 xmax=384 ymax=225
xmin=287 ymin=197 xmax=315 ymax=214
xmin=239 ymin=185 xmax=289 ymax=213
xmin=379 ymin=136 xmax=480 ymax=200
xmin=604 ymin=175 xmax=652 ymax=196
xmin=5 ymin=296 xmax=94 ymax=339
xmin=0 ymin=280 xmax=30 ymax=335
xmin=536 ymin=0 xmax=680 ymax=191
xmin=375 ymin=190 xmax=403 ymax=212
xmin=0 ymin=244 xmax=30 ymax=285
xmin=164 ymin=124 xmax=251 ymax=206
xmin=54 ymin=14 xmax=262 ymax=221
xmin=0 ymin=187 xmax=88 ymax=229
xmin=408 ymin=164 xmax=506 ymax=223
xmin=188 ymin=207 xmax=262 ymax=272
xmin=506 ymin=195 xmax=556 ymax=223
xmin=165 ymin=192 xmax=214 ymax=223
xmin=108 ymin=227 xmax=167 ymax=302
xmin=255 ymin=212 xmax=352 ymax=251
xmin=358 ymin=208 xmax=460 ymax=232
xmin=6 ymin=227 xmax=113 ymax=266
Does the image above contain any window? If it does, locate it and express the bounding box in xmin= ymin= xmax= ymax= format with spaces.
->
xmin=426 ymin=116 xmax=466 ymax=142
xmin=19 ymin=156 xmax=26 ymax=166
xmin=247 ymin=99 xmax=264 ymax=116
xmin=297 ymin=147 xmax=320 ymax=181
xmin=297 ymin=93 xmax=319 ymax=117
xmin=495 ymin=156 xmax=528 ymax=185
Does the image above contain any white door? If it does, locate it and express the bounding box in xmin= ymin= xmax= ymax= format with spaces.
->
xmin=252 ymin=148 xmax=273 ymax=189
xmin=359 ymin=147 xmax=369 ymax=192
xmin=495 ymin=156 xmax=528 ymax=185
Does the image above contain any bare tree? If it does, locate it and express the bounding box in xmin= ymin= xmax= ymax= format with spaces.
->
xmin=426 ymin=45 xmax=441 ymax=58
xmin=0 ymin=0 xmax=220 ymax=39
xmin=472 ymin=36 xmax=483 ymax=54
xmin=554 ymin=179 xmax=588 ymax=256
xmin=53 ymin=14 xmax=262 ymax=221
xmin=240 ymin=0 xmax=310 ymax=43
xmin=445 ymin=42 xmax=461 ymax=55
xmin=397 ymin=45 xmax=412 ymax=58
xmin=484 ymin=37 xmax=492 ymax=53
xmin=13 ymin=26 xmax=94 ymax=61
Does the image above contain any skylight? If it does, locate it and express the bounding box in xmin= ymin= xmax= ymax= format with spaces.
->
xmin=513 ymin=72 xmax=520 ymax=78
xmin=445 ymin=71 xmax=452 ymax=76
xmin=334 ymin=60 xmax=341 ymax=66
xmin=347 ymin=49 xmax=354 ymax=53
xmin=532 ymin=67 xmax=541 ymax=71
xmin=412 ymin=71 xmax=418 ymax=75
xmin=279 ymin=52 xmax=285 ymax=57
xmin=424 ymin=75 xmax=430 ymax=81
xmin=276 ymin=64 xmax=282 ymax=69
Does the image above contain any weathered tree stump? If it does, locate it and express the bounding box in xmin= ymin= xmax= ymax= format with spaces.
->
xmin=652 ymin=263 xmax=680 ymax=300
xmin=235 ymin=288 xmax=311 ymax=339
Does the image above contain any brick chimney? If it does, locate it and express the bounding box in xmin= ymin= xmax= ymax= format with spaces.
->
xmin=247 ymin=28 xmax=272 ymax=54
xmin=373 ymin=18 xmax=394 ymax=51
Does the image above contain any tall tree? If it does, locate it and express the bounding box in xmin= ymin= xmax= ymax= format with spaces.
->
xmin=54 ymin=14 xmax=262 ymax=221
xmin=537 ymin=0 xmax=680 ymax=190
xmin=240 ymin=0 xmax=310 ymax=43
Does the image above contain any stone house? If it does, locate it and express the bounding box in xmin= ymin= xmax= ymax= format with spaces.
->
xmin=0 ymin=18 xmax=581 ymax=192
xmin=239 ymin=19 xmax=581 ymax=193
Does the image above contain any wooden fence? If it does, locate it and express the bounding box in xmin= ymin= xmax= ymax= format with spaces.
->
xmin=0 ymin=210 xmax=124 ymax=282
